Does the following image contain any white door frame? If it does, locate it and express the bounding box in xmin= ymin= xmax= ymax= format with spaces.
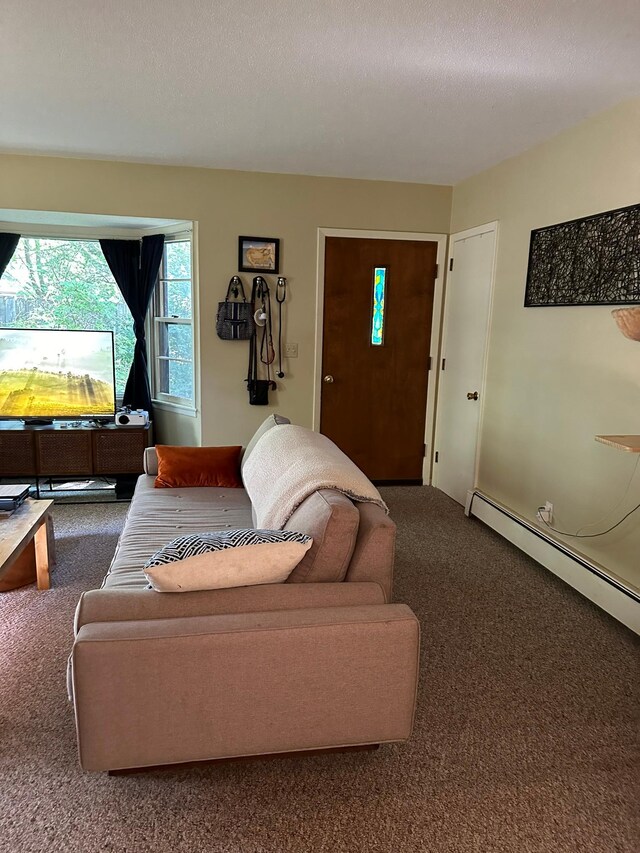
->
xmin=314 ymin=227 xmax=448 ymax=484
xmin=432 ymin=220 xmax=499 ymax=495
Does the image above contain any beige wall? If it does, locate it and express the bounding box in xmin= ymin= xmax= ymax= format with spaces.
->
xmin=0 ymin=154 xmax=451 ymax=447
xmin=451 ymin=98 xmax=640 ymax=591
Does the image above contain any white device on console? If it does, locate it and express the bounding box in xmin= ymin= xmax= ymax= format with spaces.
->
xmin=115 ymin=408 xmax=149 ymax=427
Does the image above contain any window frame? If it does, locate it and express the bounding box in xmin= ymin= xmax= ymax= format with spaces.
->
xmin=0 ymin=219 xmax=198 ymax=417
xmin=149 ymin=232 xmax=197 ymax=415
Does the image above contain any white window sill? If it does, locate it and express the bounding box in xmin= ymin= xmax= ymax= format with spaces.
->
xmin=152 ymin=399 xmax=198 ymax=418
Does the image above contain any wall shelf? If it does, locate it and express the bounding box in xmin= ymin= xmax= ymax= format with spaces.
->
xmin=595 ymin=435 xmax=640 ymax=453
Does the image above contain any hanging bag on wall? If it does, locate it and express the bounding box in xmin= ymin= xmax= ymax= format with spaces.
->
xmin=247 ymin=276 xmax=276 ymax=405
xmin=216 ymin=276 xmax=253 ymax=340
xmin=247 ymin=339 xmax=274 ymax=404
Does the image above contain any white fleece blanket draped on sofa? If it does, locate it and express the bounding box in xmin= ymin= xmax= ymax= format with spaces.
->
xmin=242 ymin=425 xmax=388 ymax=530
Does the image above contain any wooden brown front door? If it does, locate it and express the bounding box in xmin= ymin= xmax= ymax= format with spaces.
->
xmin=321 ymin=237 xmax=438 ymax=483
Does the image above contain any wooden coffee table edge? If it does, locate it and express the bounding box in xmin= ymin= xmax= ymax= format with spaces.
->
xmin=34 ymin=517 xmax=51 ymax=590
xmin=0 ymin=499 xmax=55 ymax=592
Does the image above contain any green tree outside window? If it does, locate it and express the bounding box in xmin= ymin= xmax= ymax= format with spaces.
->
xmin=1 ymin=238 xmax=136 ymax=395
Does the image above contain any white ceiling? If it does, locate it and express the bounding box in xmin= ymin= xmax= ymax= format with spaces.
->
xmin=2 ymin=0 xmax=639 ymax=185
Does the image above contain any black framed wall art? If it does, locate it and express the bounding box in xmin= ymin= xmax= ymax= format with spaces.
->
xmin=238 ymin=236 xmax=280 ymax=274
xmin=524 ymin=202 xmax=640 ymax=307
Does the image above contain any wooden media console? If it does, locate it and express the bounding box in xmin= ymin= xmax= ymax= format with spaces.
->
xmin=0 ymin=422 xmax=151 ymax=496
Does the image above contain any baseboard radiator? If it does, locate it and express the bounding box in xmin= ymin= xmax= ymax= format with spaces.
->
xmin=466 ymin=490 xmax=640 ymax=635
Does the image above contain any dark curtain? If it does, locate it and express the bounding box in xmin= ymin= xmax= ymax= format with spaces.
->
xmin=100 ymin=234 xmax=165 ymax=412
xmin=0 ymin=233 xmax=20 ymax=278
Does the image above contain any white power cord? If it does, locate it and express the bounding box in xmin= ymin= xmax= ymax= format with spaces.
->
xmin=575 ymin=455 xmax=640 ymax=535
xmin=536 ymin=455 xmax=640 ymax=539
xmin=537 ymin=503 xmax=640 ymax=538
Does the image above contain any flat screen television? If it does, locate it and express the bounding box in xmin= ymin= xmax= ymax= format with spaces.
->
xmin=0 ymin=328 xmax=116 ymax=422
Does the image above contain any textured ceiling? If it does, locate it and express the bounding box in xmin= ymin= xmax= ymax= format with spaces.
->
xmin=1 ymin=0 xmax=639 ymax=184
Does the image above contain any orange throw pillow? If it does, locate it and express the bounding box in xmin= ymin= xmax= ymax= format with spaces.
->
xmin=154 ymin=445 xmax=243 ymax=489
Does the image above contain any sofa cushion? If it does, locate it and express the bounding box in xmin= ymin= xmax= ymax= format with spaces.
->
xmin=284 ymin=489 xmax=359 ymax=583
xmin=155 ymin=445 xmax=243 ymax=489
xmin=241 ymin=413 xmax=290 ymax=474
xmin=144 ymin=530 xmax=312 ymax=592
xmin=105 ymin=477 xmax=254 ymax=589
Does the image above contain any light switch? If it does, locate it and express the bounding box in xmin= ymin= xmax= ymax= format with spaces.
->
xmin=285 ymin=343 xmax=299 ymax=358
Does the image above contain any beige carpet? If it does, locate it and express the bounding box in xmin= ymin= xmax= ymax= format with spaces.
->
xmin=0 ymin=489 xmax=638 ymax=853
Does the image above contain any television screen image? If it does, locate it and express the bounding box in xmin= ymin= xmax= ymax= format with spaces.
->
xmin=0 ymin=328 xmax=116 ymax=419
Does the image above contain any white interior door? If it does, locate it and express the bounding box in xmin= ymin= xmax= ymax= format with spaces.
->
xmin=434 ymin=224 xmax=497 ymax=505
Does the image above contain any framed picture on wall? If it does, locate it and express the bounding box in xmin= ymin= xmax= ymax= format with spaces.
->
xmin=238 ymin=236 xmax=280 ymax=274
xmin=524 ymin=202 xmax=640 ymax=307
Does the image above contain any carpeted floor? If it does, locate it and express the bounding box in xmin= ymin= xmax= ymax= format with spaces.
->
xmin=0 ymin=488 xmax=638 ymax=853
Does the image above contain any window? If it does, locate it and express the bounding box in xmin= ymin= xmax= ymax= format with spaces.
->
xmin=1 ymin=232 xmax=196 ymax=410
xmin=371 ymin=266 xmax=386 ymax=346
xmin=0 ymin=237 xmax=134 ymax=398
xmin=150 ymin=239 xmax=194 ymax=408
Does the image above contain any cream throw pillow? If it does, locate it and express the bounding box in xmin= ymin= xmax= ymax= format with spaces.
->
xmin=144 ymin=529 xmax=312 ymax=593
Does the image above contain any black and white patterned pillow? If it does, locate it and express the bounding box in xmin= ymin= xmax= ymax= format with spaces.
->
xmin=144 ymin=529 xmax=313 ymax=592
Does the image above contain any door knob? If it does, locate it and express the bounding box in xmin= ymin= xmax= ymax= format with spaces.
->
xmin=467 ymin=391 xmax=479 ymax=400
xmin=324 ymin=375 xmax=334 ymax=383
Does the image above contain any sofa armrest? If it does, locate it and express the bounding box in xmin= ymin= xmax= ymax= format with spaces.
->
xmin=72 ymin=603 xmax=420 ymax=771
xmin=74 ymin=581 xmax=387 ymax=633
xmin=143 ymin=446 xmax=158 ymax=475
xmin=346 ymin=503 xmax=397 ymax=602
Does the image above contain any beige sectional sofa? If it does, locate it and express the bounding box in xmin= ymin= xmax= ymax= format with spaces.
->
xmin=70 ymin=417 xmax=420 ymax=772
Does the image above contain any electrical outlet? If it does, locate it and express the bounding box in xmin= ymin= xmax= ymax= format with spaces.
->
xmin=537 ymin=501 xmax=554 ymax=525
xmin=285 ymin=343 xmax=298 ymax=358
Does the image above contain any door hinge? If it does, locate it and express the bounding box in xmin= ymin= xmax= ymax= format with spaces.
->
xmin=435 ymin=451 xmax=439 ymax=463
xmin=427 ymin=356 xmax=432 ymax=370
xmin=441 ymin=358 xmax=446 ymax=370
xmin=434 ymin=264 xmax=439 ymax=279
xmin=449 ymin=258 xmax=454 ymax=271
xmin=423 ymin=443 xmax=427 ymax=457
